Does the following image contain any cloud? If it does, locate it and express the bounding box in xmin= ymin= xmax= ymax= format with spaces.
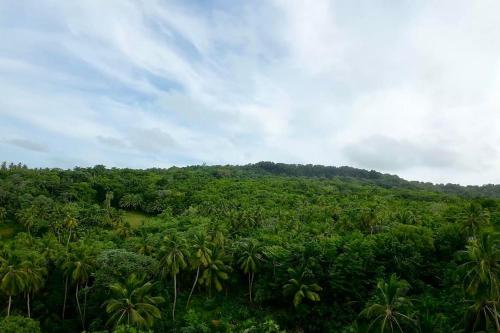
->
xmin=343 ymin=135 xmax=462 ymax=171
xmin=97 ymin=136 xmax=127 ymax=148
xmin=1 ymin=1 xmax=500 ymax=184
xmin=2 ymin=138 xmax=49 ymax=153
xmin=273 ymin=0 xmax=345 ymax=74
xmin=128 ymin=128 xmax=178 ymax=153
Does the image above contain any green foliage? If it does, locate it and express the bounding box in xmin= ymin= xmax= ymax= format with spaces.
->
xmin=460 ymin=233 xmax=499 ymax=298
xmin=94 ymin=249 xmax=158 ymax=288
xmin=0 ymin=162 xmax=498 ymax=332
xmin=104 ymin=274 xmax=164 ymax=329
xmin=360 ymin=274 xmax=416 ymax=333
xmin=283 ymin=266 xmax=322 ymax=308
xmin=460 ymin=203 xmax=490 ymax=237
xmin=198 ymin=249 xmax=232 ymax=296
xmin=0 ymin=207 xmax=7 ymax=223
xmin=0 ymin=315 xmax=41 ymax=333
xmin=460 ymin=233 xmax=500 ymax=332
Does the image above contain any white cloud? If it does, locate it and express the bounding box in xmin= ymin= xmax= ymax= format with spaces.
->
xmin=1 ymin=1 xmax=500 ymax=184
xmin=273 ymin=0 xmax=345 ymax=74
xmin=1 ymin=138 xmax=49 ymax=153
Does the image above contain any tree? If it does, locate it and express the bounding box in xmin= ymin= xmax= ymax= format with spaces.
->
xmin=464 ymin=297 xmax=500 ymax=333
xmin=115 ymin=221 xmax=132 ymax=239
xmin=159 ymin=233 xmax=188 ymax=321
xmin=461 ymin=233 xmax=499 ymax=299
xmin=0 ymin=253 xmax=28 ymax=316
xmin=94 ymin=249 xmax=159 ymax=291
xmin=57 ymin=249 xmax=71 ymax=320
xmin=359 ymin=274 xmax=416 ymax=333
xmin=198 ymin=250 xmax=231 ymax=298
xmin=0 ymin=207 xmax=7 ymax=223
xmin=112 ymin=325 xmax=153 ymax=333
xmin=359 ymin=207 xmax=379 ymax=234
xmin=104 ymin=191 xmax=115 ymax=224
xmin=119 ymin=194 xmax=143 ymax=210
xmin=64 ymin=215 xmax=78 ymax=248
xmin=16 ymin=207 xmax=36 ymax=236
xmin=460 ymin=203 xmax=490 ymax=238
xmin=62 ymin=244 xmax=95 ymax=329
xmin=22 ymin=257 xmax=46 ymax=318
xmin=394 ymin=209 xmax=417 ymax=225
xmin=186 ymin=232 xmax=212 ymax=308
xmin=105 ymin=191 xmax=114 ymax=211
xmin=104 ymin=274 xmax=164 ymax=329
xmin=133 ymin=232 xmax=157 ymax=256
xmin=461 ymin=233 xmax=499 ymax=332
xmin=208 ymin=223 xmax=225 ymax=249
xmin=282 ymin=266 xmax=322 ymax=308
xmin=237 ymin=240 xmax=263 ymax=303
xmin=0 ymin=316 xmax=41 ymax=333
xmin=37 ymin=233 xmax=62 ymax=263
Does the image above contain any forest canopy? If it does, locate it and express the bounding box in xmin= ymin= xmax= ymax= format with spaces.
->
xmin=0 ymin=161 xmax=498 ymax=332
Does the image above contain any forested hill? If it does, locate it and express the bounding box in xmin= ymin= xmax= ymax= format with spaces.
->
xmin=3 ymin=160 xmax=500 ymax=199
xmin=246 ymin=162 xmax=500 ymax=198
xmin=0 ymin=161 xmax=498 ymax=332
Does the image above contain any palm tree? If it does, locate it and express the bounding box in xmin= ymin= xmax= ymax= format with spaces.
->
xmin=460 ymin=203 xmax=490 ymax=238
xmin=186 ymin=232 xmax=212 ymax=308
xmin=198 ymin=250 xmax=231 ymax=298
xmin=460 ymin=233 xmax=499 ymax=332
xmin=395 ymin=209 xmax=417 ymax=225
xmin=460 ymin=233 xmax=499 ymax=299
xmin=159 ymin=233 xmax=188 ymax=321
xmin=282 ymin=266 xmax=322 ymax=308
xmin=104 ymin=191 xmax=114 ymax=224
xmin=62 ymin=245 xmax=94 ymax=329
xmin=64 ymin=215 xmax=78 ymax=248
xmin=119 ymin=194 xmax=143 ymax=210
xmin=57 ymin=249 xmax=71 ymax=320
xmin=16 ymin=207 xmax=36 ymax=236
xmin=237 ymin=240 xmax=263 ymax=303
xmin=359 ymin=274 xmax=416 ymax=333
xmin=104 ymin=274 xmax=164 ymax=329
xmin=208 ymin=223 xmax=225 ymax=249
xmin=115 ymin=221 xmax=132 ymax=239
xmin=464 ymin=296 xmax=500 ymax=333
xmin=134 ymin=232 xmax=156 ymax=256
xmin=105 ymin=191 xmax=114 ymax=211
xmin=0 ymin=253 xmax=28 ymax=316
xmin=22 ymin=258 xmax=46 ymax=318
xmin=15 ymin=232 xmax=35 ymax=248
xmin=0 ymin=207 xmax=7 ymax=223
xmin=37 ymin=233 xmax=61 ymax=263
xmin=359 ymin=208 xmax=379 ymax=234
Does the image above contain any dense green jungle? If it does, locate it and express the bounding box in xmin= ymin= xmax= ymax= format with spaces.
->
xmin=0 ymin=161 xmax=498 ymax=333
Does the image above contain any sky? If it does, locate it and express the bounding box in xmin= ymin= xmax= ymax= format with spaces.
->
xmin=1 ymin=0 xmax=500 ymax=185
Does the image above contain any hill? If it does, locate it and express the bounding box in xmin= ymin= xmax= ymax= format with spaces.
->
xmin=0 ymin=161 xmax=498 ymax=332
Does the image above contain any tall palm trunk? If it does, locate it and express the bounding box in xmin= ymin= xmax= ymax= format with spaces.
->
xmin=248 ymin=273 xmax=252 ymax=302
xmin=493 ymin=303 xmax=500 ymax=332
xmin=66 ymin=230 xmax=72 ymax=248
xmin=186 ymin=266 xmax=200 ymax=308
xmin=27 ymin=293 xmax=31 ymax=317
xmin=7 ymin=295 xmax=11 ymax=316
xmin=172 ymin=275 xmax=177 ymax=320
xmin=75 ymin=284 xmax=84 ymax=329
xmin=249 ymin=272 xmax=255 ymax=303
xmin=62 ymin=276 xmax=68 ymax=319
xmin=83 ymin=282 xmax=88 ymax=327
